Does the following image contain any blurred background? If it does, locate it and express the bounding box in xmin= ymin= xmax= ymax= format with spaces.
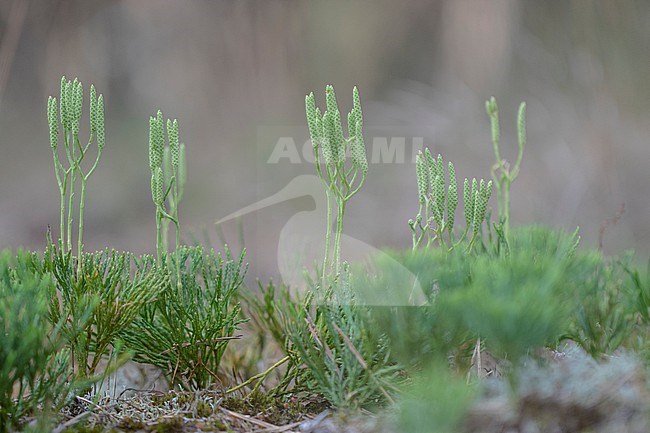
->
xmin=0 ymin=0 xmax=649 ymax=281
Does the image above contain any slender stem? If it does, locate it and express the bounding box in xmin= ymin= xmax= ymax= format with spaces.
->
xmin=315 ymin=154 xmax=335 ymax=281
xmin=52 ymin=147 xmax=63 ymax=191
xmin=326 ymin=164 xmax=341 ymax=278
xmin=66 ymin=131 xmax=77 ymax=253
xmin=83 ymin=136 xmax=93 ymax=155
xmin=156 ymin=208 xmax=163 ymax=267
xmin=77 ymin=177 xmax=87 ymax=275
xmin=60 ymin=173 xmax=68 ymax=250
xmin=344 ymin=171 xmax=366 ymax=200
xmin=175 ymin=224 xmax=181 ymax=289
xmin=85 ymin=149 xmax=101 ymax=179
xmin=412 ymin=203 xmax=423 ymax=250
xmin=67 ymin=186 xmax=74 ymax=253
xmin=226 ymin=356 xmax=290 ymax=394
xmin=503 ymin=178 xmax=511 ymax=242
xmin=75 ymin=149 xmax=101 ymax=276
xmin=424 ymin=197 xmax=431 ymax=247
xmin=416 ymin=221 xmax=427 ymax=249
xmin=161 ymin=176 xmax=175 ymax=253
xmin=334 ymin=201 xmax=346 ymax=275
xmin=173 ymin=173 xmax=181 ymax=290
xmin=162 ymin=218 xmax=169 ymax=252
xmin=322 ymin=189 xmax=332 ymax=282
xmin=466 ymin=232 xmax=477 ymax=254
xmin=53 ymin=143 xmax=69 ymax=249
xmin=453 ymin=230 xmax=466 ymax=249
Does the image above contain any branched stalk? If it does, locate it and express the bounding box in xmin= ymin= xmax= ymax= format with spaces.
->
xmin=305 ymin=86 xmax=368 ymax=284
xmin=486 ymin=97 xmax=526 ymax=248
xmin=411 ymin=150 xmax=483 ymax=252
xmin=149 ymin=112 xmax=186 ymax=288
xmin=409 ymin=99 xmax=526 ymax=254
xmin=47 ymin=77 xmax=105 ymax=276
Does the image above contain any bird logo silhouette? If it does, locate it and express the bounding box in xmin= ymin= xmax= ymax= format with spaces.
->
xmin=216 ymin=174 xmax=428 ymax=307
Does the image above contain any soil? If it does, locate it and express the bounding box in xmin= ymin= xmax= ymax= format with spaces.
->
xmin=41 ymin=347 xmax=650 ymax=433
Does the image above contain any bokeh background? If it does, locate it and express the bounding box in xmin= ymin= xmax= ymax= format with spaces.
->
xmin=1 ymin=0 xmax=649 ymax=281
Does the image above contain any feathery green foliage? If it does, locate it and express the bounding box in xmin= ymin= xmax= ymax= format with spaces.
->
xmin=245 ymin=274 xmax=399 ymax=408
xmin=622 ymin=256 xmax=650 ymax=322
xmin=286 ymin=270 xmax=400 ymax=409
xmin=287 ymin=306 xmax=398 ymax=409
xmin=48 ymin=77 xmax=106 ymax=275
xmin=398 ymin=363 xmax=477 ymax=433
xmin=564 ymin=257 xmax=633 ymax=358
xmin=358 ymin=247 xmax=473 ymax=367
xmin=440 ymin=246 xmax=575 ymax=361
xmin=0 ymin=250 xmax=77 ymax=430
xmin=239 ymin=280 xmax=306 ymax=394
xmin=306 ymin=86 xmax=368 ymax=281
xmin=34 ymin=242 xmax=167 ymax=379
xmin=620 ymin=258 xmax=650 ymax=363
xmin=122 ymin=246 xmax=247 ymax=390
xmin=359 ymin=227 xmax=601 ymax=369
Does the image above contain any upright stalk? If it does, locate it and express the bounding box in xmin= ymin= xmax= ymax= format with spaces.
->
xmin=156 ymin=208 xmax=164 ymax=267
xmin=77 ymin=126 xmax=104 ymax=274
xmin=162 ymin=217 xmax=170 ymax=252
xmin=77 ymin=176 xmax=87 ymax=271
xmin=174 ymin=216 xmax=181 ymax=289
xmin=334 ymin=201 xmax=346 ymax=275
xmin=305 ymin=86 xmax=368 ymax=285
xmin=411 ymin=151 xmax=472 ymax=251
xmin=322 ymin=189 xmax=333 ymax=281
xmin=486 ymin=97 xmax=526 ymax=248
xmin=149 ymin=112 xmax=185 ymax=283
xmin=47 ymin=77 xmax=105 ymax=273
xmin=66 ymin=132 xmax=76 ymax=253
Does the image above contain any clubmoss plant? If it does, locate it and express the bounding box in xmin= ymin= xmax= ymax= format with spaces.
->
xmin=409 ymin=149 xmax=492 ymax=252
xmin=620 ymin=258 xmax=650 ymax=364
xmin=162 ymin=134 xmax=187 ymax=255
xmin=305 ymin=86 xmax=368 ymax=281
xmin=149 ymin=110 xmax=187 ymax=279
xmin=239 ymin=280 xmax=313 ymax=397
xmin=359 ymin=226 xmax=600 ymax=376
xmin=622 ymin=257 xmax=650 ymax=323
xmin=48 ymin=77 xmax=105 ymax=275
xmin=486 ymin=97 xmax=526 ymax=248
xmin=0 ymin=250 xmax=79 ymax=430
xmin=440 ymin=248 xmax=574 ymax=362
xmin=564 ymin=255 xmax=637 ymax=358
xmin=36 ymin=241 xmax=167 ymax=378
xmin=122 ymin=246 xmax=247 ymax=390
xmin=244 ymin=275 xmax=399 ymax=408
xmin=286 ymin=270 xmax=400 ymax=409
